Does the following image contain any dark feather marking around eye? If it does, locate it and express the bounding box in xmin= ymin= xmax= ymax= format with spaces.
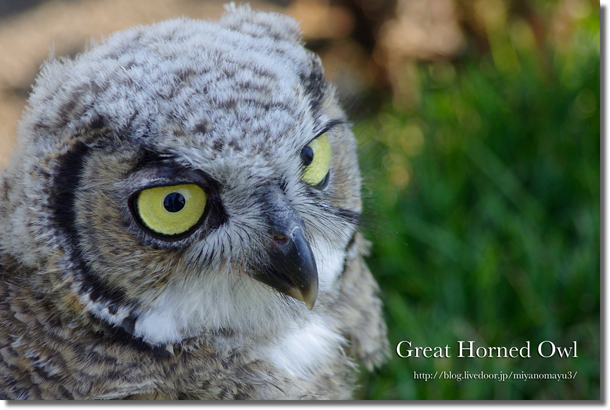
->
xmin=302 ymin=192 xmax=361 ymax=228
xmin=51 ymin=139 xmax=128 ymax=310
xmin=336 ymin=231 xmax=358 ymax=281
xmin=331 ymin=207 xmax=361 ymax=226
xmin=316 ymin=119 xmax=348 ymax=137
xmin=133 ymin=148 xmax=178 ymax=172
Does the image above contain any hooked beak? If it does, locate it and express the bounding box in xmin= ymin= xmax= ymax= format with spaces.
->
xmin=250 ymin=185 xmax=318 ymax=310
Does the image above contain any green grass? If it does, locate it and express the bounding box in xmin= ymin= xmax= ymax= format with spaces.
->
xmin=355 ymin=12 xmax=600 ymax=400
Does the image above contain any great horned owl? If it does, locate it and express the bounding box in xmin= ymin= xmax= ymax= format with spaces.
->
xmin=0 ymin=4 xmax=388 ymax=400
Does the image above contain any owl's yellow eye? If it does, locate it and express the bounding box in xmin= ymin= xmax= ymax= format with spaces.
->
xmin=300 ymin=133 xmax=331 ymax=188
xmin=136 ymin=184 xmax=206 ymax=237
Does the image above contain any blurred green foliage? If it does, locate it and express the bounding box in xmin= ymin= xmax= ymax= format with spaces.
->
xmin=355 ymin=3 xmax=600 ymax=400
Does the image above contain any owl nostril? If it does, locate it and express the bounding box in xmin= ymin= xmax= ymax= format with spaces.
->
xmin=272 ymin=234 xmax=290 ymax=247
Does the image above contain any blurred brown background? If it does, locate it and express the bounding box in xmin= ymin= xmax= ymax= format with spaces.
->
xmin=0 ymin=0 xmax=593 ymax=169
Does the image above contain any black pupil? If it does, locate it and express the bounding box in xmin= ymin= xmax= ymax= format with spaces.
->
xmin=164 ymin=192 xmax=186 ymax=213
xmin=301 ymin=146 xmax=314 ymax=166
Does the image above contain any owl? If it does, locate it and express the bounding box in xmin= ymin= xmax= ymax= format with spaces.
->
xmin=0 ymin=4 xmax=388 ymax=400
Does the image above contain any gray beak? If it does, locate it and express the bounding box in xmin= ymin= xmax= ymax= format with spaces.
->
xmin=250 ymin=184 xmax=318 ymax=310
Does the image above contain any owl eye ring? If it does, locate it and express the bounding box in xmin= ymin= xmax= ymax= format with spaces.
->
xmin=300 ymin=133 xmax=331 ymax=189
xmin=132 ymin=184 xmax=207 ymax=238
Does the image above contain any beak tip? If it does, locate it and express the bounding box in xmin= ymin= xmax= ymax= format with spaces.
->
xmin=305 ymin=298 xmax=316 ymax=310
xmin=286 ymin=285 xmax=318 ymax=310
xmin=301 ymin=275 xmax=318 ymax=310
xmin=305 ymin=285 xmax=318 ymax=310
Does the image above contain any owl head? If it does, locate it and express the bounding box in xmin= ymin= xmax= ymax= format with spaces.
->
xmin=0 ymin=5 xmax=362 ymax=348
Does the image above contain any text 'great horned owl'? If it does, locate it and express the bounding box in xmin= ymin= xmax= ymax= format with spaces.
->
xmin=0 ymin=4 xmax=388 ymax=399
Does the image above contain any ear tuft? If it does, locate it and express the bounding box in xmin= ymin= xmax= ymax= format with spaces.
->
xmin=220 ymin=2 xmax=303 ymax=44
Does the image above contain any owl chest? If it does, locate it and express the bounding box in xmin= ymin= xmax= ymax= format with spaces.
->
xmin=52 ymin=320 xmax=344 ymax=399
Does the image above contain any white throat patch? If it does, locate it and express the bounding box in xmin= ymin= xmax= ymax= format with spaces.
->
xmin=256 ymin=317 xmax=345 ymax=380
